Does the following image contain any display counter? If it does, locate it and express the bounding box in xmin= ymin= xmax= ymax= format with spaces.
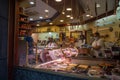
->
xmin=17 ymin=40 xmax=120 ymax=80
xmin=14 ymin=66 xmax=109 ymax=80
xmin=15 ymin=58 xmax=118 ymax=80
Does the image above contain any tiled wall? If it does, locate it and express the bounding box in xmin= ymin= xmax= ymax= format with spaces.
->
xmin=0 ymin=0 xmax=8 ymax=80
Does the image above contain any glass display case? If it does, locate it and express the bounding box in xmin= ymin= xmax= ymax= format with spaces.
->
xmin=17 ymin=37 xmax=120 ymax=80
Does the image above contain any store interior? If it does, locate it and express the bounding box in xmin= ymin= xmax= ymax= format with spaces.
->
xmin=16 ymin=0 xmax=120 ymax=80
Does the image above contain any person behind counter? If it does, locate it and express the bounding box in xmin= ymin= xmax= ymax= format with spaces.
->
xmin=91 ymin=32 xmax=105 ymax=58
xmin=75 ymin=33 xmax=86 ymax=48
xmin=24 ymin=30 xmax=36 ymax=64
xmin=46 ymin=37 xmax=57 ymax=48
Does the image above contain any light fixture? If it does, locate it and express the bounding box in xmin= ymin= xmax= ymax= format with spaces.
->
xmin=66 ymin=8 xmax=72 ymax=11
xmin=96 ymin=3 xmax=101 ymax=8
xmin=39 ymin=16 xmax=43 ymax=19
xmin=66 ymin=15 xmax=71 ymax=17
xmin=70 ymin=16 xmax=73 ymax=19
xmin=29 ymin=1 xmax=35 ymax=4
xmin=55 ymin=0 xmax=62 ymax=2
xmin=49 ymin=23 xmax=53 ymax=25
xmin=62 ymin=11 xmax=65 ymax=14
xmin=29 ymin=18 xmax=33 ymax=21
xmin=45 ymin=15 xmax=48 ymax=18
xmin=60 ymin=20 xmax=64 ymax=22
xmin=49 ymin=32 xmax=52 ymax=34
xmin=90 ymin=15 xmax=94 ymax=18
xmin=45 ymin=9 xmax=49 ymax=13
xmin=86 ymin=14 xmax=90 ymax=17
xmin=62 ymin=0 xmax=65 ymax=15
xmin=36 ymin=24 xmax=40 ymax=26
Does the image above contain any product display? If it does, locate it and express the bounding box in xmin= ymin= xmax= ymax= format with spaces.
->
xmin=18 ymin=13 xmax=31 ymax=36
xmin=46 ymin=42 xmax=58 ymax=49
xmin=20 ymin=44 xmax=118 ymax=79
xmin=111 ymin=68 xmax=120 ymax=80
xmin=35 ymin=58 xmax=68 ymax=70
xmin=88 ymin=66 xmax=104 ymax=77
xmin=62 ymin=48 xmax=78 ymax=57
xmin=49 ymin=49 xmax=64 ymax=60
xmin=34 ymin=58 xmax=110 ymax=78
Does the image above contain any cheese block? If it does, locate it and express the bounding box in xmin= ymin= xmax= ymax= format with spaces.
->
xmin=78 ymin=65 xmax=88 ymax=69
xmin=69 ymin=63 xmax=77 ymax=66
xmin=90 ymin=66 xmax=101 ymax=69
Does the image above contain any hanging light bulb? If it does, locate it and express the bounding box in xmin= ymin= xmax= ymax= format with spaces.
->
xmin=29 ymin=0 xmax=35 ymax=5
xmin=29 ymin=18 xmax=33 ymax=21
xmin=55 ymin=0 xmax=62 ymax=2
xmin=49 ymin=23 xmax=53 ymax=25
xmin=29 ymin=1 xmax=35 ymax=4
xmin=60 ymin=20 xmax=64 ymax=22
xmin=70 ymin=0 xmax=73 ymax=19
xmin=39 ymin=16 xmax=43 ymax=19
xmin=90 ymin=15 xmax=94 ymax=18
xmin=45 ymin=9 xmax=49 ymax=13
xmin=36 ymin=24 xmax=40 ymax=26
xmin=62 ymin=11 xmax=65 ymax=14
xmin=61 ymin=0 xmax=65 ymax=14
xmin=86 ymin=14 xmax=90 ymax=17
xmin=66 ymin=8 xmax=72 ymax=11
xmin=66 ymin=15 xmax=71 ymax=17
xmin=70 ymin=16 xmax=73 ymax=19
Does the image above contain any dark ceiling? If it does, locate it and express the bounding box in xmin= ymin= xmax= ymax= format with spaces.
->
xmin=42 ymin=0 xmax=85 ymax=25
xmin=18 ymin=0 xmax=118 ymax=27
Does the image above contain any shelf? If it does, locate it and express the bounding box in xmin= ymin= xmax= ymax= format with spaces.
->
xmin=18 ymin=35 xmax=26 ymax=37
xmin=17 ymin=7 xmax=31 ymax=37
xmin=19 ymin=21 xmax=29 ymax=24
xmin=19 ymin=13 xmax=28 ymax=17
xmin=19 ymin=28 xmax=31 ymax=30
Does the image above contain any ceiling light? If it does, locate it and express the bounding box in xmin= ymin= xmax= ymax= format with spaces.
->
xmin=96 ymin=3 xmax=101 ymax=8
xmin=29 ymin=1 xmax=35 ymax=4
xmin=55 ymin=0 xmax=62 ymax=2
xmin=66 ymin=8 xmax=72 ymax=11
xmin=45 ymin=9 xmax=49 ymax=12
xmin=86 ymin=14 xmax=90 ymax=17
xmin=90 ymin=15 xmax=94 ymax=18
xmin=70 ymin=16 xmax=74 ymax=19
xmin=66 ymin=15 xmax=71 ymax=17
xmin=62 ymin=11 xmax=65 ymax=14
xmin=36 ymin=24 xmax=40 ymax=26
xmin=29 ymin=18 xmax=33 ymax=21
xmin=49 ymin=32 xmax=52 ymax=34
xmin=60 ymin=20 xmax=64 ymax=22
xmin=45 ymin=15 xmax=48 ymax=18
xmin=39 ymin=16 xmax=43 ymax=19
xmin=49 ymin=23 xmax=53 ymax=25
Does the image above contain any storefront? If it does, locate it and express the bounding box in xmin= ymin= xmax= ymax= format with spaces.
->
xmin=1 ymin=0 xmax=120 ymax=80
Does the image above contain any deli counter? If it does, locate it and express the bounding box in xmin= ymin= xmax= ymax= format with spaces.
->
xmin=16 ymin=39 xmax=120 ymax=80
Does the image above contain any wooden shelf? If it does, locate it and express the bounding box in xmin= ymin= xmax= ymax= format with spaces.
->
xmin=19 ymin=13 xmax=28 ymax=17
xmin=18 ymin=35 xmax=26 ymax=37
xmin=19 ymin=21 xmax=29 ymax=24
xmin=17 ymin=9 xmax=31 ymax=37
xmin=19 ymin=27 xmax=31 ymax=30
